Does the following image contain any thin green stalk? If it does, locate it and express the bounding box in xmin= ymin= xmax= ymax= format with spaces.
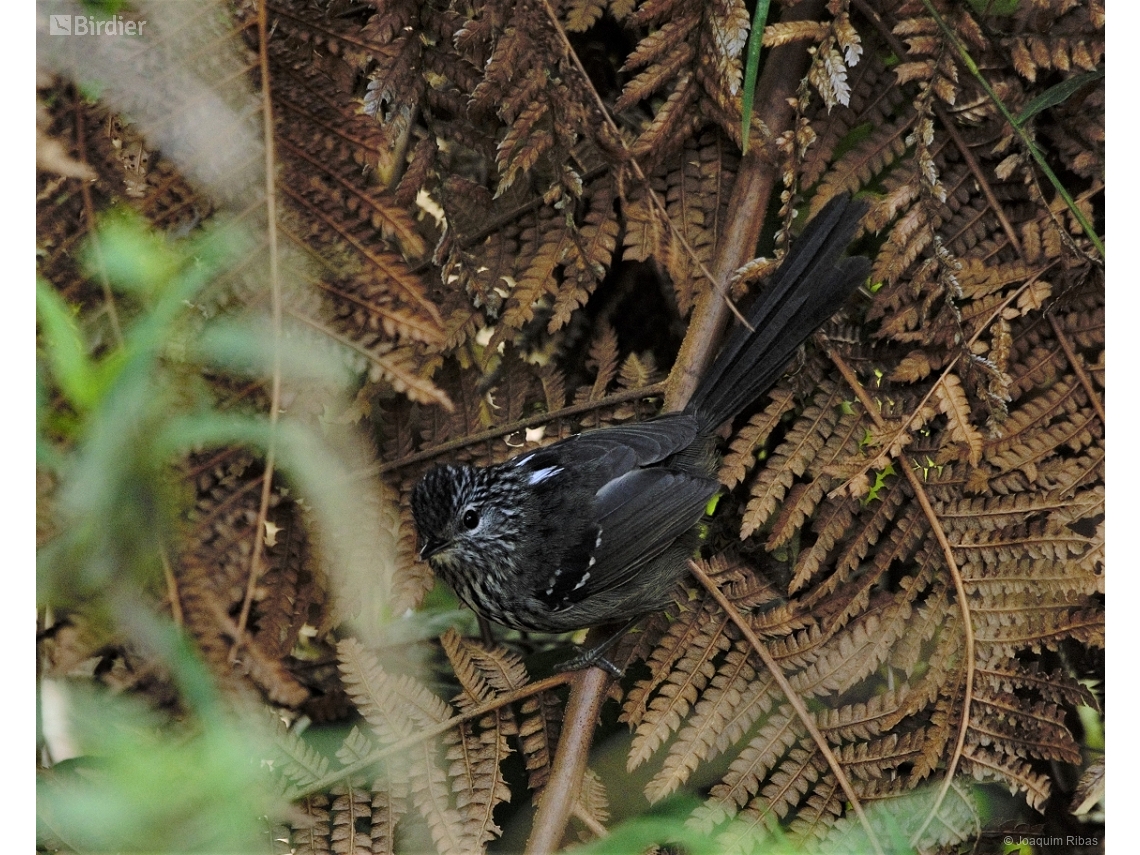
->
xmin=740 ymin=0 xmax=771 ymax=154
xmin=920 ymin=0 xmax=1104 ymax=259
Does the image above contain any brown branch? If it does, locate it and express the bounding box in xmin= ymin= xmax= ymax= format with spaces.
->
xmin=519 ymin=2 xmax=829 ymax=849
xmin=1049 ymin=314 xmax=1105 ymax=425
xmin=374 ymin=382 xmax=667 ymax=475
xmin=667 ymin=0 xmax=830 ymax=412
xmin=231 ymin=0 xmax=285 ymax=656
xmin=525 ymin=663 xmax=611 ymax=855
xmin=687 ymin=559 xmax=885 ymax=855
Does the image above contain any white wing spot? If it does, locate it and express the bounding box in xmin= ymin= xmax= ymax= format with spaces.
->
xmin=572 ymin=571 xmax=591 ymax=591
xmin=527 ymin=466 xmax=562 ymax=485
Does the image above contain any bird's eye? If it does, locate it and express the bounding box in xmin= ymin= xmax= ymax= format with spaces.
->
xmin=462 ymin=509 xmax=480 ymax=530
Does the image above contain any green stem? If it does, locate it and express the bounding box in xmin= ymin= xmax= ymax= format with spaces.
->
xmin=740 ymin=0 xmax=771 ymax=154
xmin=920 ymin=0 xmax=1103 ymax=259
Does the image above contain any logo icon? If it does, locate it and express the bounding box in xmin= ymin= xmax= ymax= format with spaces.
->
xmin=49 ymin=14 xmax=72 ymax=35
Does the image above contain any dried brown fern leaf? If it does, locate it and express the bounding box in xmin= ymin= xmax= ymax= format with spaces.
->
xmin=659 ymin=131 xmax=739 ymax=314
xmin=337 ymin=638 xmax=470 ymax=854
xmin=933 ymin=372 xmax=983 ymax=467
xmin=436 ymin=637 xmax=522 ymax=845
xmin=256 ymin=502 xmax=326 ymax=658
xmin=812 ymin=108 xmax=917 ymax=216
xmin=837 ymin=729 xmax=930 ymax=783
xmin=786 ymin=596 xmax=914 ymax=698
xmin=292 ymin=792 xmax=333 ymax=855
xmin=801 ymin=47 xmax=908 ymax=189
xmin=969 ymin=694 xmax=1082 ymax=765
xmin=752 ymin=745 xmax=824 ymax=823
xmin=499 ymin=209 xmax=575 ymax=331
xmin=688 ymin=704 xmax=801 ymax=832
xmin=740 ymin=380 xmax=846 ymax=539
xmin=549 ymin=179 xmax=621 ymax=331
xmin=644 ymin=640 xmax=777 ymax=803
xmin=960 ymin=744 xmax=1050 ymax=811
xmin=694 ymin=0 xmax=750 ymax=123
xmin=785 ymin=493 xmax=861 ymax=595
xmin=786 ymin=771 xmax=845 ymax=847
xmin=765 ymin=405 xmax=868 ymax=551
xmin=444 ymin=716 xmax=513 ymax=848
xmin=887 ymin=573 xmax=949 ymax=681
xmin=802 ymin=483 xmax=916 ymax=611
xmin=627 ymin=610 xmax=733 ymax=772
xmin=565 ymin=0 xmax=607 ymax=32
xmin=329 ymin=781 xmax=374 ymax=855
xmin=765 ymin=481 xmax=825 ymax=552
xmin=976 ymin=658 xmax=1098 ymax=712
xmin=816 ymin=687 xmax=915 ymax=744
xmin=720 ymin=388 xmax=799 ymax=489
xmin=621 ymin=593 xmax=719 ymax=730
xmin=518 ymin=687 xmax=563 ymax=795
xmin=278 ymin=188 xmax=443 ymax=332
xmin=815 ymin=505 xmax=930 ymax=634
xmin=972 ymin=601 xmax=1104 ymax=660
xmin=364 ymin=786 xmax=405 ymax=855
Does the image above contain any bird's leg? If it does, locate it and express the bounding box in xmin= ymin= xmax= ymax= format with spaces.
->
xmin=554 ymin=616 xmax=643 ymax=676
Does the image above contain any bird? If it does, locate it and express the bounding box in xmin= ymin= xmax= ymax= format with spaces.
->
xmin=410 ymin=195 xmax=871 ymax=652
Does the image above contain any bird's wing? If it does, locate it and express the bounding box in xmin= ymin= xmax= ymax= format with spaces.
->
xmin=537 ymin=466 xmax=718 ymax=610
xmin=512 ymin=413 xmax=700 ymax=484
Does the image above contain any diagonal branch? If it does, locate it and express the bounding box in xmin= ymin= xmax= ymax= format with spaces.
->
xmin=668 ymin=0 xmax=830 ymax=410
xmin=522 ymin=3 xmax=830 ymax=852
xmin=1049 ymin=314 xmax=1105 ymax=425
xmin=376 ymin=382 xmax=667 ymax=475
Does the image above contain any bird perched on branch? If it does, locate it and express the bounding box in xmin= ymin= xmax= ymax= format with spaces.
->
xmin=411 ymin=195 xmax=871 ymax=650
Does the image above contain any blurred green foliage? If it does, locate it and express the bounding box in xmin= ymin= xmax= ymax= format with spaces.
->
xmin=35 ymin=214 xmax=349 ymax=852
xmin=37 ymin=630 xmax=283 ymax=853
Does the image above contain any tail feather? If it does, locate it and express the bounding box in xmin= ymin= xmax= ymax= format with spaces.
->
xmin=685 ymin=195 xmax=870 ymax=431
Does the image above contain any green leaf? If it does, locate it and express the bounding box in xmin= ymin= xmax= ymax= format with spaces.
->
xmin=193 ymin=319 xmax=351 ymax=385
xmin=964 ymin=0 xmax=1019 ymax=15
xmin=37 ymin=680 xmax=281 ymax=853
xmin=36 ymin=279 xmax=98 ymax=412
xmin=84 ymin=212 xmax=183 ymax=298
xmin=740 ymin=0 xmax=771 ymax=155
xmin=1015 ymin=68 xmax=1104 ymax=126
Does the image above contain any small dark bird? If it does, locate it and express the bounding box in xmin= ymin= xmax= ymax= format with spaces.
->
xmin=411 ymin=195 xmax=871 ymax=644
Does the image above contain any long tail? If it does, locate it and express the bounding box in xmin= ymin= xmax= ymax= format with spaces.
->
xmin=685 ymin=194 xmax=871 ymax=431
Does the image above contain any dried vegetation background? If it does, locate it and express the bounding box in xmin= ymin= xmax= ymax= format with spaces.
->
xmin=36 ymin=0 xmax=1104 ymax=852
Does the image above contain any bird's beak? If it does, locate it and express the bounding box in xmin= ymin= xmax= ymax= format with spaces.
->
xmin=418 ymin=537 xmax=446 ymax=561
